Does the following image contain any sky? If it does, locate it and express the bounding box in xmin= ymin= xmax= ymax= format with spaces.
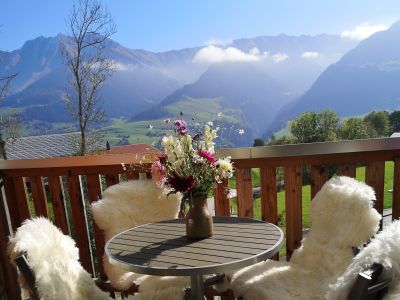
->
xmin=0 ymin=0 xmax=399 ymax=52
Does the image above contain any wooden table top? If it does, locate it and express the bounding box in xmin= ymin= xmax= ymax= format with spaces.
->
xmin=105 ymin=216 xmax=283 ymax=276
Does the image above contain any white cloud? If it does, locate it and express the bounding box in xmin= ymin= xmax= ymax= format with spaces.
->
xmin=113 ymin=62 xmax=137 ymax=71
xmin=301 ymin=51 xmax=320 ymax=59
xmin=193 ymin=45 xmax=269 ymax=63
xmin=271 ymin=52 xmax=289 ymax=63
xmin=341 ymin=23 xmax=388 ymax=40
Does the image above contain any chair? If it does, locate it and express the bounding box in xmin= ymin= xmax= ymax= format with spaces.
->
xmin=327 ymin=220 xmax=400 ymax=299
xmin=91 ymin=179 xmax=191 ymax=299
xmin=8 ymin=217 xmax=118 ymax=300
xmin=347 ymin=263 xmax=391 ymax=300
xmin=225 ymin=176 xmax=382 ymax=300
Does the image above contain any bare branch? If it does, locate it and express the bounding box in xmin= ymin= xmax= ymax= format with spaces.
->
xmin=0 ymin=73 xmax=17 ymax=100
xmin=61 ymin=0 xmax=116 ymax=155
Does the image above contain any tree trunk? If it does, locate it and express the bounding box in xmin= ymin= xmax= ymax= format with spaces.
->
xmin=80 ymin=129 xmax=86 ymax=156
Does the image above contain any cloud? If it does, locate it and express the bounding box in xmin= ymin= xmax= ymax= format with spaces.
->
xmin=271 ymin=52 xmax=289 ymax=62
xmin=301 ymin=51 xmax=319 ymax=59
xmin=113 ymin=62 xmax=137 ymax=71
xmin=341 ymin=23 xmax=388 ymax=40
xmin=193 ymin=45 xmax=269 ymax=63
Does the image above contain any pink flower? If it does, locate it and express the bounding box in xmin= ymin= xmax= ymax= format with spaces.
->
xmin=198 ymin=150 xmax=216 ymax=164
xmin=151 ymin=161 xmax=166 ymax=187
xmin=174 ymin=119 xmax=189 ymax=135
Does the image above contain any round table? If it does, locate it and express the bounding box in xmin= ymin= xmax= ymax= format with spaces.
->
xmin=105 ymin=216 xmax=283 ymax=300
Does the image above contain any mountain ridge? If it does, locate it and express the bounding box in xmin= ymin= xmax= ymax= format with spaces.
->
xmin=268 ymin=20 xmax=400 ymax=137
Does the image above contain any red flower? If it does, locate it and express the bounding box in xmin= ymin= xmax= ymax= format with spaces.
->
xmin=198 ymin=150 xmax=216 ymax=164
xmin=167 ymin=173 xmax=196 ymax=193
xmin=159 ymin=154 xmax=168 ymax=164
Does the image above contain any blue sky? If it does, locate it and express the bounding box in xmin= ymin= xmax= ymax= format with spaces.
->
xmin=0 ymin=0 xmax=399 ymax=52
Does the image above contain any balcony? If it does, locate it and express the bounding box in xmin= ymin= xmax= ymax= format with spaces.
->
xmin=1 ymin=137 xmax=400 ymax=299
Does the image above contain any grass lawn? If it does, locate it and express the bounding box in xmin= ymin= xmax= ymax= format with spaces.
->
xmin=228 ymin=162 xmax=394 ymax=256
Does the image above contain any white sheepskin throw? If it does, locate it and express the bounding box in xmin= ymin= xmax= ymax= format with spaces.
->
xmin=229 ymin=176 xmax=381 ymax=300
xmin=327 ymin=220 xmax=400 ymax=300
xmin=8 ymin=217 xmax=111 ymax=300
xmin=91 ymin=179 xmax=188 ymax=299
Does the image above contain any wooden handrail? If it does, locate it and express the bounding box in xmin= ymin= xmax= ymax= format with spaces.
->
xmin=1 ymin=138 xmax=400 ymax=300
xmin=0 ymin=153 xmax=156 ymax=177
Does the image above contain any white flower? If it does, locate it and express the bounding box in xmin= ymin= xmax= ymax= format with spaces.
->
xmin=207 ymin=121 xmax=214 ymax=126
xmin=162 ymin=136 xmax=182 ymax=162
xmin=149 ymin=124 xmax=153 ymax=130
xmin=216 ymin=157 xmax=233 ymax=179
xmin=217 ymin=112 xmax=222 ymax=117
xmin=238 ymin=129 xmax=245 ymax=135
xmin=204 ymin=125 xmax=217 ymax=142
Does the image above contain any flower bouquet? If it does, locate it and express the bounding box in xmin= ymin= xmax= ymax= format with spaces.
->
xmin=151 ymin=119 xmax=234 ymax=238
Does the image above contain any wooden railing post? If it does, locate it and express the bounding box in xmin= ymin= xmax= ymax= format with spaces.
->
xmin=260 ymin=166 xmax=279 ymax=260
xmin=67 ymin=175 xmax=94 ymax=275
xmin=260 ymin=166 xmax=277 ymax=224
xmin=214 ymin=179 xmax=230 ymax=216
xmin=284 ymin=165 xmax=302 ymax=261
xmin=29 ymin=176 xmax=48 ymax=217
xmin=310 ymin=165 xmax=328 ymax=199
xmin=393 ymin=159 xmax=400 ymax=221
xmin=48 ymin=176 xmax=69 ymax=235
xmin=365 ymin=161 xmax=385 ymax=217
xmin=3 ymin=177 xmax=30 ymax=230
xmin=86 ymin=174 xmax=106 ymax=279
xmin=337 ymin=164 xmax=356 ymax=178
xmin=0 ymin=186 xmax=21 ymax=300
xmin=236 ymin=168 xmax=253 ymax=218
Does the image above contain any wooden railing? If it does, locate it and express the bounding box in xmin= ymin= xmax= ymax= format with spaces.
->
xmin=0 ymin=154 xmax=152 ymax=300
xmin=1 ymin=137 xmax=400 ymax=299
xmin=214 ymin=137 xmax=400 ymax=260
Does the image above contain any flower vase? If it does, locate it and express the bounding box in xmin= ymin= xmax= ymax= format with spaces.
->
xmin=185 ymin=193 xmax=214 ymax=239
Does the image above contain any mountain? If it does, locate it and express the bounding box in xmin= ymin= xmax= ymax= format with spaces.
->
xmin=133 ymin=62 xmax=292 ymax=136
xmin=0 ymin=33 xmax=358 ymax=143
xmin=0 ymin=35 xmax=184 ymax=122
xmin=270 ymin=21 xmax=400 ymax=135
xmin=131 ymin=35 xmax=358 ymax=137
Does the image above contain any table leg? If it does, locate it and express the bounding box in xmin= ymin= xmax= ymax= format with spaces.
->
xmin=190 ymin=274 xmax=205 ymax=300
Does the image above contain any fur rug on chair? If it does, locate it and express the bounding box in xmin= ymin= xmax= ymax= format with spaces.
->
xmin=327 ymin=220 xmax=400 ymax=300
xmin=91 ymin=179 xmax=188 ymax=299
xmin=8 ymin=217 xmax=112 ymax=300
xmin=227 ymin=176 xmax=381 ymax=300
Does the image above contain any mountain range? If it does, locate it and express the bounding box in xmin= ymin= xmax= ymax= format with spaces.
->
xmin=1 ymin=23 xmax=400 ymax=144
xmin=270 ymin=21 xmax=400 ymax=135
xmin=0 ymin=32 xmax=357 ymax=136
